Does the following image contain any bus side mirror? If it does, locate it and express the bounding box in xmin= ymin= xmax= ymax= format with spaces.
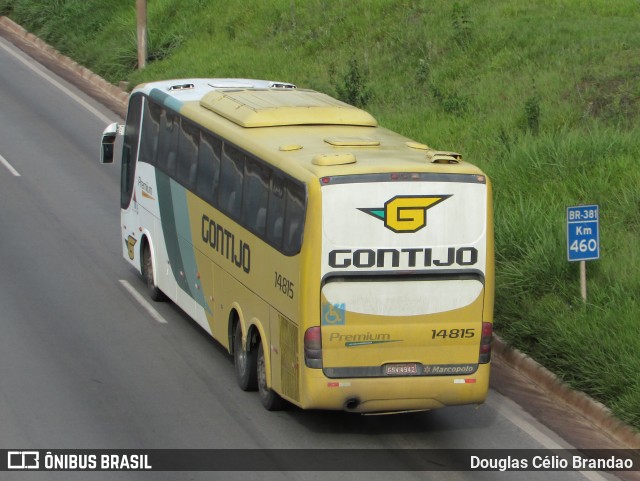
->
xmin=100 ymin=122 xmax=121 ymax=164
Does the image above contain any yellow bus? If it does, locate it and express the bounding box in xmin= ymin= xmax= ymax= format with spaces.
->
xmin=101 ymin=78 xmax=494 ymax=413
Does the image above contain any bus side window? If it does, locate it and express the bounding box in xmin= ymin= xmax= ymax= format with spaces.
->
xmin=196 ymin=132 xmax=222 ymax=205
xmin=157 ymin=109 xmax=179 ymax=176
xmin=219 ymin=143 xmax=244 ymax=219
xmin=242 ymin=157 xmax=270 ymax=236
xmin=266 ymin=175 xmax=285 ymax=249
xmin=139 ymin=99 xmax=161 ymax=166
xmin=177 ymin=119 xmax=199 ymax=189
xmin=283 ymin=181 xmax=305 ymax=254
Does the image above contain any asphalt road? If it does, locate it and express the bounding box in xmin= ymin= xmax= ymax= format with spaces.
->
xmin=0 ymin=35 xmax=619 ymax=481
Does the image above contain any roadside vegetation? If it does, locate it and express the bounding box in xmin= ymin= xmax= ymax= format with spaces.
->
xmin=2 ymin=0 xmax=639 ymax=429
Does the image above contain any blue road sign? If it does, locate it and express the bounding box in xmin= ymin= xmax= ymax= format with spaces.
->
xmin=567 ymin=205 xmax=600 ymax=261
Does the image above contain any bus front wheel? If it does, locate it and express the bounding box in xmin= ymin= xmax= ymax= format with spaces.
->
xmin=257 ymin=341 xmax=286 ymax=411
xmin=142 ymin=245 xmax=166 ymax=302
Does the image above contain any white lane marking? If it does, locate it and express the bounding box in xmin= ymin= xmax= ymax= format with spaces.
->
xmin=119 ymin=280 xmax=168 ymax=324
xmin=0 ymin=38 xmax=114 ymax=124
xmin=0 ymin=153 xmax=20 ymax=176
xmin=488 ymin=391 xmax=613 ymax=481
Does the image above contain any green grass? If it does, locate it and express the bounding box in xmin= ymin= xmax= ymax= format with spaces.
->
xmin=3 ymin=0 xmax=639 ymax=429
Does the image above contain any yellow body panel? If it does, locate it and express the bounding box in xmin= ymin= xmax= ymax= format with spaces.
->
xmin=300 ymin=364 xmax=491 ymax=412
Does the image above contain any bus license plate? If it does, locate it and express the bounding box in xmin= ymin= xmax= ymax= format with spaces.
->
xmin=385 ymin=363 xmax=419 ymax=376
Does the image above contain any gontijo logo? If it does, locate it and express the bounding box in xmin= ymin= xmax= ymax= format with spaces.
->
xmin=358 ymin=195 xmax=451 ymax=233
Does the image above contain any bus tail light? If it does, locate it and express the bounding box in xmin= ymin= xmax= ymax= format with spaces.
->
xmin=479 ymin=322 xmax=492 ymax=364
xmin=304 ymin=327 xmax=323 ymax=369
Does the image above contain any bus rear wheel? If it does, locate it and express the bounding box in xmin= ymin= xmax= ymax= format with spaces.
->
xmin=142 ymin=245 xmax=166 ymax=302
xmin=257 ymin=341 xmax=286 ymax=411
xmin=234 ymin=322 xmax=258 ymax=391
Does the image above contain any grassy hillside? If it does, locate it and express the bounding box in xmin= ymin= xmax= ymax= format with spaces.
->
xmin=3 ymin=0 xmax=639 ymax=429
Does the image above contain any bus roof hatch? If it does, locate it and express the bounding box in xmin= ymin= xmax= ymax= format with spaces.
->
xmin=199 ymin=89 xmax=378 ymax=128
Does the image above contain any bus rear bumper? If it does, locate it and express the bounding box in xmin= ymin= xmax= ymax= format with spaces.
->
xmin=297 ymin=364 xmax=490 ymax=413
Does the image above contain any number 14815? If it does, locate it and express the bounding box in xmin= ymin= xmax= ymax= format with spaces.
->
xmin=431 ymin=328 xmax=475 ymax=339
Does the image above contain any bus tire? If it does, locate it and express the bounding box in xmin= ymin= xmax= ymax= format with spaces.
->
xmin=234 ymin=322 xmax=258 ymax=391
xmin=142 ymin=244 xmax=166 ymax=302
xmin=257 ymin=341 xmax=286 ymax=411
